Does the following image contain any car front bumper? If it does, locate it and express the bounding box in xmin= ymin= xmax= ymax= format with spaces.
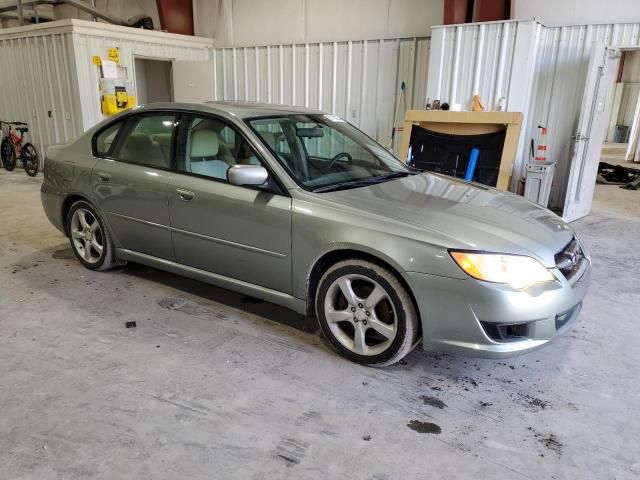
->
xmin=407 ymin=258 xmax=591 ymax=358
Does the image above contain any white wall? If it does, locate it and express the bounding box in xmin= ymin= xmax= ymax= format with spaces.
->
xmin=71 ymin=22 xmax=211 ymax=131
xmin=0 ymin=28 xmax=81 ymax=155
xmin=212 ymin=37 xmax=430 ymax=153
xmin=514 ymin=0 xmax=640 ymax=26
xmin=0 ymin=20 xmax=212 ymax=156
xmin=195 ymin=0 xmax=443 ymax=46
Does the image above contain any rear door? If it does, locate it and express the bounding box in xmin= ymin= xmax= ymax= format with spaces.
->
xmin=91 ymin=112 xmax=177 ymax=259
xmin=167 ymin=113 xmax=292 ymax=293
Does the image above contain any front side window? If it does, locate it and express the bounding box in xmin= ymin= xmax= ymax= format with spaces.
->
xmin=248 ymin=114 xmax=410 ymax=192
xmin=111 ymin=114 xmax=177 ymax=169
xmin=176 ymin=115 xmax=263 ymax=182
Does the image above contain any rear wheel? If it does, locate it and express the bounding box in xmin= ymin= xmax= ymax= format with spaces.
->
xmin=316 ymin=259 xmax=420 ymax=366
xmin=67 ymin=201 xmax=117 ymax=271
xmin=1 ymin=138 xmax=16 ymax=171
xmin=22 ymin=143 xmax=39 ymax=176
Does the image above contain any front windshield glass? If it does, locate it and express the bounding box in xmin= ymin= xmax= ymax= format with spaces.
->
xmin=247 ymin=114 xmax=410 ymax=192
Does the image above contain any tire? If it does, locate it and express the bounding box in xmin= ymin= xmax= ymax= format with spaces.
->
xmin=22 ymin=143 xmax=39 ymax=176
xmin=1 ymin=138 xmax=16 ymax=171
xmin=66 ymin=200 xmax=117 ymax=271
xmin=316 ymin=259 xmax=420 ymax=366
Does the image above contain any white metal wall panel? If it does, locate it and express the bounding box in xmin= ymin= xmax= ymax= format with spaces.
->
xmin=427 ymin=22 xmax=518 ymax=111
xmin=0 ymin=20 xmax=213 ymax=157
xmin=71 ymin=32 xmax=210 ymax=131
xmin=530 ymin=22 xmax=640 ymax=209
xmin=211 ymin=37 xmax=430 ymax=154
xmin=0 ymin=32 xmax=81 ymax=156
xmin=427 ymin=20 xmax=640 ymax=211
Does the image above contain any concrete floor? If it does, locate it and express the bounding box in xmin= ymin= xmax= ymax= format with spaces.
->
xmin=1 ymin=169 xmax=638 ymax=480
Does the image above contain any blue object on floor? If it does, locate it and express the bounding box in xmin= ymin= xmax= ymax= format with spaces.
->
xmin=465 ymin=148 xmax=479 ymax=181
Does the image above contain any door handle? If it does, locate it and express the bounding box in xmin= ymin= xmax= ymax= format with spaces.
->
xmin=176 ymin=188 xmax=195 ymax=201
xmin=572 ymin=133 xmax=589 ymax=142
xmin=96 ymin=171 xmax=111 ymax=182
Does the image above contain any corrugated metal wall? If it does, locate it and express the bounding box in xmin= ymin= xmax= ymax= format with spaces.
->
xmin=427 ymin=22 xmax=519 ymax=111
xmin=0 ymin=21 xmax=212 ymax=158
xmin=427 ymin=20 xmax=640 ymax=211
xmin=1 ymin=23 xmax=426 ymax=160
xmin=530 ymin=22 xmax=640 ymax=209
xmin=0 ymin=31 xmax=81 ymax=156
xmin=211 ymin=37 xmax=431 ymax=154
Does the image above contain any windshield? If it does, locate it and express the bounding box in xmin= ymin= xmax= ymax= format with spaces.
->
xmin=247 ymin=114 xmax=411 ymax=192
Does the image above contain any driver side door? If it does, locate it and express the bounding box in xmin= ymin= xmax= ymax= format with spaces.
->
xmin=168 ymin=114 xmax=293 ymax=294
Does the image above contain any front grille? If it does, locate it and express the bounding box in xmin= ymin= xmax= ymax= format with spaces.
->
xmin=555 ymin=237 xmax=585 ymax=281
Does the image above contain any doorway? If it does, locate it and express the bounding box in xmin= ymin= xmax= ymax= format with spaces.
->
xmin=601 ymin=50 xmax=640 ymax=164
xmin=134 ymin=58 xmax=173 ymax=104
xmin=562 ymin=44 xmax=640 ymax=222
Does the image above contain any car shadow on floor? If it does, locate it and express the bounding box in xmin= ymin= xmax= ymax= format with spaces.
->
xmin=120 ymin=260 xmax=320 ymax=335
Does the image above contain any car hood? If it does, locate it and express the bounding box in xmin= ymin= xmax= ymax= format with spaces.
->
xmin=320 ymin=172 xmax=574 ymax=267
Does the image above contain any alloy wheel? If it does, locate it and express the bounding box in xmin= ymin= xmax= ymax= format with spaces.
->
xmin=323 ymin=273 xmax=398 ymax=356
xmin=70 ymin=208 xmax=104 ymax=264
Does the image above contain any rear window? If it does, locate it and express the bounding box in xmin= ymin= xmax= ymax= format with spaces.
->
xmin=94 ymin=121 xmax=123 ymax=156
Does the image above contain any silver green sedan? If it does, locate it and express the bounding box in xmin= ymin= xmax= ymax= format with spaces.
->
xmin=41 ymin=102 xmax=591 ymax=366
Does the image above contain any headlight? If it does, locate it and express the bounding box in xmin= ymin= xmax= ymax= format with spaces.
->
xmin=450 ymin=251 xmax=555 ymax=289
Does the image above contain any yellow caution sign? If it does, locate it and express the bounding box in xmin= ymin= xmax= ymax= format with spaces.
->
xmin=115 ymin=89 xmax=128 ymax=107
xmin=107 ymin=47 xmax=120 ymax=64
xmin=92 ymin=55 xmax=101 ymax=66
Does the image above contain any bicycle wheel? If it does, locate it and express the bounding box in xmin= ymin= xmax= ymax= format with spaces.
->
xmin=1 ymin=137 xmax=16 ymax=171
xmin=22 ymin=143 xmax=39 ymax=176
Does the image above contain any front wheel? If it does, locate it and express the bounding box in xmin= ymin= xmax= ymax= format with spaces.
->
xmin=22 ymin=143 xmax=39 ymax=176
xmin=316 ymin=259 xmax=420 ymax=366
xmin=1 ymin=138 xmax=16 ymax=171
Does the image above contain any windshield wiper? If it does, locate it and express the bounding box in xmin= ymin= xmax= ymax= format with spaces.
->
xmin=374 ymin=171 xmax=414 ymax=181
xmin=312 ymin=171 xmax=413 ymax=193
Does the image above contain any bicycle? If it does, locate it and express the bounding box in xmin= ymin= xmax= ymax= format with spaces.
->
xmin=1 ymin=121 xmax=39 ymax=176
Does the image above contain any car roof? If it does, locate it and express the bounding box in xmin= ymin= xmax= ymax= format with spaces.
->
xmin=135 ymin=101 xmax=327 ymax=119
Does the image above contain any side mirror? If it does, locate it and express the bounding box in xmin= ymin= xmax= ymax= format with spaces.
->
xmin=227 ymin=164 xmax=269 ymax=187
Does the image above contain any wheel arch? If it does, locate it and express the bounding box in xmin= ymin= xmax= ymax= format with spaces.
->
xmin=61 ymin=194 xmax=114 ymax=241
xmin=306 ymin=247 xmax=420 ymax=330
xmin=62 ymin=194 xmax=93 ymax=236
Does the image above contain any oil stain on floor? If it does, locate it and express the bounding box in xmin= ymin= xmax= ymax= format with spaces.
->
xmin=407 ymin=420 xmax=442 ymax=434
xmin=421 ymin=395 xmax=446 ymax=409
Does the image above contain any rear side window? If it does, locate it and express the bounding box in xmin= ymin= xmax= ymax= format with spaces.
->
xmin=94 ymin=121 xmax=123 ymax=156
xmin=111 ymin=114 xmax=177 ymax=169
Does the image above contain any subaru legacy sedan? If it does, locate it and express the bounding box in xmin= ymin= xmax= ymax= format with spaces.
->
xmin=41 ymin=102 xmax=590 ymax=366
